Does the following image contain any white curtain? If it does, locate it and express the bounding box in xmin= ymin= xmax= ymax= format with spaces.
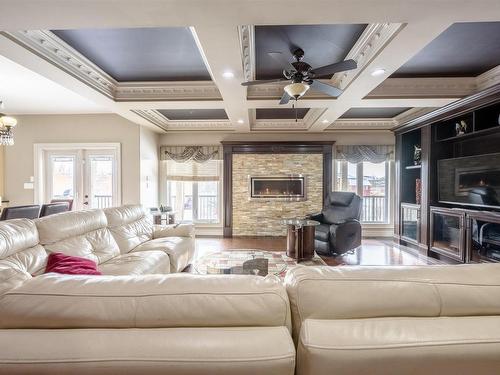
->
xmin=336 ymin=145 xmax=394 ymax=163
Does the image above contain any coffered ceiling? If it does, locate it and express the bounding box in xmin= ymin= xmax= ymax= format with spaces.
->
xmin=0 ymin=0 xmax=499 ymax=133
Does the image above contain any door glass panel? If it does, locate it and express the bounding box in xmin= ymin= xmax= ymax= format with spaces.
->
xmin=362 ymin=162 xmax=387 ymax=223
xmin=432 ymin=212 xmax=462 ymax=258
xmin=469 ymin=218 xmax=500 ymax=262
xmin=89 ymin=155 xmax=114 ymax=209
xmin=197 ymin=181 xmax=219 ymax=222
xmin=50 ymin=156 xmax=75 ymax=199
xmin=401 ymin=205 xmax=419 ymax=242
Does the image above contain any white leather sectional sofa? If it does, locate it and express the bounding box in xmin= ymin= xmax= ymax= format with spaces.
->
xmin=1 ymin=211 xmax=500 ymax=374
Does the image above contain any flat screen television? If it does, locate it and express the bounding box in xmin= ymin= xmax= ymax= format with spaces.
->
xmin=438 ymin=152 xmax=500 ymax=210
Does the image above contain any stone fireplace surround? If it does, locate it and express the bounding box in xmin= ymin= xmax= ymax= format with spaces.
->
xmin=222 ymin=141 xmax=334 ymax=237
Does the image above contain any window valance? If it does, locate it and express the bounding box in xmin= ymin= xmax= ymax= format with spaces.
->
xmin=335 ymin=145 xmax=394 ymax=163
xmin=160 ymin=145 xmax=222 ymax=163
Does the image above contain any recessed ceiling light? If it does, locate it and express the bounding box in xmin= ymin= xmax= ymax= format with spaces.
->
xmin=237 ymin=119 xmax=244 ymax=124
xmin=322 ymin=119 xmax=329 ymax=124
xmin=222 ymin=71 xmax=234 ymax=79
xmin=371 ymin=68 xmax=386 ymax=77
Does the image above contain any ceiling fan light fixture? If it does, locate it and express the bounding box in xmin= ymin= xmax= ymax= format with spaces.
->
xmin=284 ymin=82 xmax=309 ymax=100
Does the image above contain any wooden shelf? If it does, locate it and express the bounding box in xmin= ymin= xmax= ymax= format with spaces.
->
xmin=405 ymin=165 xmax=422 ymax=170
xmin=435 ymin=125 xmax=500 ymax=143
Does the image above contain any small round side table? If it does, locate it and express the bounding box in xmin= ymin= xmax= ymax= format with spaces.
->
xmin=280 ymin=218 xmax=320 ymax=261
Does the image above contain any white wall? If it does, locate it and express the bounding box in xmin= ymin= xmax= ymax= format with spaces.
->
xmin=159 ymin=131 xmax=395 ymax=146
xmin=4 ymin=114 xmax=141 ymax=206
xmin=140 ymin=126 xmax=159 ymax=208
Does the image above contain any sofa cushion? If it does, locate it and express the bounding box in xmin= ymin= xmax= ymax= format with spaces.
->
xmin=45 ymin=252 xmax=101 ymax=276
xmin=132 ymin=236 xmax=194 ymax=272
xmin=104 ymin=205 xmax=154 ymax=254
xmin=99 ymin=251 xmax=170 ymax=275
xmin=0 ymin=219 xmax=47 ymax=275
xmin=0 ymin=327 xmax=295 ymax=375
xmin=0 ymin=268 xmax=31 ymax=295
xmin=297 ymin=316 xmax=500 ymax=375
xmin=0 ymin=273 xmax=291 ymax=329
xmin=285 ymin=264 xmax=500 ymax=341
xmin=35 ymin=210 xmax=119 ymax=265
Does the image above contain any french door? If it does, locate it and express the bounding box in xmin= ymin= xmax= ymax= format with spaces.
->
xmin=43 ymin=147 xmax=119 ymax=210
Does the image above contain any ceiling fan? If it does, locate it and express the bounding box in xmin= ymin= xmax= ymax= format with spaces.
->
xmin=242 ymin=48 xmax=357 ymax=106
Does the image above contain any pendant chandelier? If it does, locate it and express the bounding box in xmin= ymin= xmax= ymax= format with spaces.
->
xmin=0 ymin=102 xmax=17 ymax=146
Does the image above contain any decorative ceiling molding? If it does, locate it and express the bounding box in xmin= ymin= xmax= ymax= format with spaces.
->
xmin=251 ymin=119 xmax=308 ymax=131
xmin=132 ymin=109 xmax=233 ymax=131
xmin=327 ymin=118 xmax=396 ymax=131
xmin=367 ymin=77 xmax=477 ymax=98
xmin=303 ymin=108 xmax=327 ymax=128
xmin=393 ymin=107 xmax=436 ymax=125
xmin=238 ymin=25 xmax=255 ymax=82
xmin=3 ymin=30 xmax=117 ymax=98
xmin=330 ymin=23 xmax=404 ymax=90
xmin=4 ymin=30 xmax=223 ymax=103
xmin=115 ymin=81 xmax=222 ymax=101
xmin=476 ymin=65 xmax=500 ymax=91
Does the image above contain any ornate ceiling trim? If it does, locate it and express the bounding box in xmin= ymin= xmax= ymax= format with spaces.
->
xmin=476 ymin=65 xmax=500 ymax=91
xmin=238 ymin=25 xmax=255 ymax=82
xmin=393 ymin=107 xmax=436 ymax=124
xmin=367 ymin=77 xmax=477 ymax=98
xmin=327 ymin=118 xmax=396 ymax=131
xmin=115 ymin=81 xmax=222 ymax=101
xmin=330 ymin=23 xmax=404 ymax=90
xmin=132 ymin=109 xmax=233 ymax=131
xmin=251 ymin=119 xmax=309 ymax=131
xmin=3 ymin=30 xmax=117 ymax=98
xmin=4 ymin=30 xmax=223 ymax=103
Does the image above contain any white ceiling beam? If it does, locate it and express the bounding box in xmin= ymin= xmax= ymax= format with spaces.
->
xmin=191 ymin=26 xmax=250 ymax=131
xmin=2 ymin=0 xmax=500 ymax=30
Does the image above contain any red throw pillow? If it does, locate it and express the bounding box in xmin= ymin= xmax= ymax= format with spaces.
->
xmin=45 ymin=252 xmax=102 ymax=275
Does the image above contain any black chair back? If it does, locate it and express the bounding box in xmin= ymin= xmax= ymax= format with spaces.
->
xmin=50 ymin=198 xmax=74 ymax=211
xmin=322 ymin=192 xmax=362 ymax=224
xmin=39 ymin=203 xmax=70 ymax=217
xmin=0 ymin=205 xmax=40 ymax=220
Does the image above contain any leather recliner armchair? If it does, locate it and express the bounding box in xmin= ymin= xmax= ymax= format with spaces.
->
xmin=308 ymin=192 xmax=362 ymax=255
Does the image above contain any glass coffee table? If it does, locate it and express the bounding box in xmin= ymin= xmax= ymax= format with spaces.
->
xmin=193 ymin=250 xmax=326 ymax=278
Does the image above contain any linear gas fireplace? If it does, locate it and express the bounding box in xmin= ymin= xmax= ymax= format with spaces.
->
xmin=250 ymin=175 xmax=306 ymax=201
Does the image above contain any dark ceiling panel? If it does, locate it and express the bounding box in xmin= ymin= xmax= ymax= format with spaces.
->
xmin=52 ymin=27 xmax=211 ymax=82
xmin=158 ymin=109 xmax=228 ymax=121
xmin=393 ymin=22 xmax=500 ymax=77
xmin=256 ymin=108 xmax=309 ymax=120
xmin=340 ymin=107 xmax=410 ymax=119
xmin=255 ymin=24 xmax=367 ymax=80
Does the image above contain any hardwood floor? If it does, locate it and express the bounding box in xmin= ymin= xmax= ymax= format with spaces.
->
xmin=195 ymin=236 xmax=441 ymax=266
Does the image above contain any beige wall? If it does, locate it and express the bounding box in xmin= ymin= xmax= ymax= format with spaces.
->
xmin=140 ymin=126 xmax=159 ymax=208
xmin=4 ymin=114 xmax=141 ymax=206
xmin=159 ymin=131 xmax=395 ymax=146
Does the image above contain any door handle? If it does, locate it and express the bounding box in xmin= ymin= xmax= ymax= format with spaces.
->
xmin=83 ymin=202 xmax=89 ymax=205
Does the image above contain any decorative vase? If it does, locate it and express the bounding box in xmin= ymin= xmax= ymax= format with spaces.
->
xmin=413 ymin=145 xmax=422 ymax=166
xmin=415 ymin=178 xmax=422 ymax=205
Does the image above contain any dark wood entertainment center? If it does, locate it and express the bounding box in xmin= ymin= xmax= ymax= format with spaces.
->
xmin=394 ymin=83 xmax=500 ymax=263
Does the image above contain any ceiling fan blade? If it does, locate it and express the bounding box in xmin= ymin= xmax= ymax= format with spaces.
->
xmin=279 ymin=92 xmax=292 ymax=105
xmin=241 ymin=78 xmax=287 ymax=86
xmin=268 ymin=52 xmax=295 ymax=70
xmin=310 ymin=59 xmax=357 ymax=77
xmin=310 ymin=80 xmax=343 ymax=97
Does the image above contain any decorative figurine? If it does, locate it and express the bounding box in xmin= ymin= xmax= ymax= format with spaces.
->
xmin=455 ymin=120 xmax=468 ymax=136
xmin=413 ymin=145 xmax=421 ymax=166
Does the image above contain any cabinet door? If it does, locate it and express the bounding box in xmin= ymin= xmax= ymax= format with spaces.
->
xmin=467 ymin=214 xmax=500 ymax=263
xmin=430 ymin=208 xmax=465 ymax=262
xmin=401 ymin=204 xmax=420 ymax=244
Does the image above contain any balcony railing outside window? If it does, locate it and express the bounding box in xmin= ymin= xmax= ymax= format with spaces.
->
xmin=362 ymin=196 xmax=386 ymax=223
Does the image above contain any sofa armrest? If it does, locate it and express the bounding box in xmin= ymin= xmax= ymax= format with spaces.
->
xmin=307 ymin=212 xmax=324 ymax=222
xmin=153 ymin=223 xmax=195 ymax=239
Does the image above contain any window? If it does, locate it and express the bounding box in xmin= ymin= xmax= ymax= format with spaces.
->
xmin=163 ymin=159 xmax=221 ymax=224
xmin=335 ymin=160 xmax=390 ymax=223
